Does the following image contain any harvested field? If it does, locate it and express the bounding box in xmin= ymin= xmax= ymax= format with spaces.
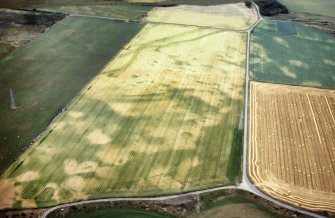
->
xmin=38 ymin=5 xmax=153 ymax=20
xmin=0 ymin=24 xmax=246 ymax=209
xmin=248 ymin=81 xmax=335 ymax=213
xmin=145 ymin=3 xmax=257 ymax=30
xmin=278 ymin=0 xmax=335 ymax=18
xmin=0 ymin=16 xmax=143 ymax=174
xmin=250 ymin=20 xmax=335 ymax=89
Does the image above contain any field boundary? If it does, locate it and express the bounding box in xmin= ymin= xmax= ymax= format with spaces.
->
xmin=40 ymin=3 xmax=324 ymax=218
xmin=29 ymin=5 xmax=257 ymax=32
xmin=0 ymin=2 xmax=325 ymax=218
xmin=41 ymin=185 xmax=238 ymax=218
xmin=242 ymin=3 xmax=325 ymax=218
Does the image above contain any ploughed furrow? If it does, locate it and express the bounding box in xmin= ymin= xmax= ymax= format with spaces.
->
xmin=248 ymin=81 xmax=335 ymax=213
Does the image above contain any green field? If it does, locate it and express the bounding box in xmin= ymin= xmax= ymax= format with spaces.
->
xmin=0 ymin=0 xmax=260 ymax=8
xmin=38 ymin=5 xmax=153 ymax=20
xmin=0 ymin=16 xmax=143 ymax=174
xmin=279 ymin=0 xmax=335 ymax=18
xmin=250 ymin=20 xmax=335 ymax=88
xmin=59 ymin=208 xmax=170 ymax=218
xmin=0 ymin=0 xmax=163 ymax=8
xmin=0 ymin=43 xmax=15 ymax=59
xmin=191 ymin=197 xmax=276 ymax=218
xmin=0 ymin=23 xmax=246 ymax=209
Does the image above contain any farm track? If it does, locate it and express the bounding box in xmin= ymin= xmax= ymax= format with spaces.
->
xmin=241 ymin=4 xmax=329 ymax=217
xmin=41 ymin=185 xmax=237 ymax=218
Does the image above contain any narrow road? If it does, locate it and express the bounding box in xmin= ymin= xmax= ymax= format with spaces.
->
xmin=42 ymin=3 xmax=324 ymax=218
xmin=241 ymin=3 xmax=324 ymax=218
xmin=41 ymin=185 xmax=237 ymax=218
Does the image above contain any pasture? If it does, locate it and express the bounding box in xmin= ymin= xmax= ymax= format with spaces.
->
xmin=0 ymin=24 xmax=246 ymax=209
xmin=145 ymin=3 xmax=257 ymax=30
xmin=38 ymin=5 xmax=153 ymax=20
xmin=0 ymin=0 xmax=261 ymax=8
xmin=0 ymin=16 xmax=143 ymax=174
xmin=248 ymin=81 xmax=335 ymax=213
xmin=0 ymin=0 xmax=161 ymax=8
xmin=65 ymin=209 xmax=169 ymax=218
xmin=250 ymin=20 xmax=335 ymax=89
xmin=191 ymin=197 xmax=276 ymax=218
xmin=278 ymin=0 xmax=335 ymax=18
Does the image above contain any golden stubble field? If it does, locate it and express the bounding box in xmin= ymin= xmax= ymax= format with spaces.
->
xmin=248 ymin=81 xmax=335 ymax=212
xmin=0 ymin=23 xmax=246 ymax=209
xmin=145 ymin=3 xmax=257 ymax=30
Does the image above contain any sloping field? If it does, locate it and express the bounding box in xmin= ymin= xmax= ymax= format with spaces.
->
xmin=0 ymin=16 xmax=143 ymax=174
xmin=250 ymin=20 xmax=335 ymax=89
xmin=191 ymin=201 xmax=275 ymax=218
xmin=278 ymin=0 xmax=335 ymax=18
xmin=65 ymin=209 xmax=169 ymax=218
xmin=0 ymin=0 xmax=261 ymax=8
xmin=0 ymin=0 xmax=165 ymax=8
xmin=38 ymin=5 xmax=153 ymax=20
xmin=145 ymin=3 xmax=257 ymax=30
xmin=0 ymin=24 xmax=246 ymax=209
xmin=248 ymin=81 xmax=335 ymax=213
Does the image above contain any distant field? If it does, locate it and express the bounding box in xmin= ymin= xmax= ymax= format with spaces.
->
xmin=278 ymin=0 xmax=335 ymax=18
xmin=0 ymin=16 xmax=143 ymax=174
xmin=250 ymin=20 xmax=335 ymax=89
xmin=145 ymin=3 xmax=257 ymax=30
xmin=65 ymin=209 xmax=169 ymax=218
xmin=0 ymin=0 xmax=260 ymax=8
xmin=248 ymin=81 xmax=335 ymax=213
xmin=38 ymin=5 xmax=153 ymax=20
xmin=191 ymin=197 xmax=276 ymax=218
xmin=0 ymin=0 xmax=162 ymax=8
xmin=65 ymin=198 xmax=275 ymax=218
xmin=0 ymin=24 xmax=246 ymax=209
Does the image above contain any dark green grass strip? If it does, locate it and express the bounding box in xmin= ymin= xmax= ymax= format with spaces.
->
xmin=60 ymin=208 xmax=170 ymax=218
xmin=0 ymin=16 xmax=144 ymax=174
xmin=226 ymin=127 xmax=243 ymax=183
